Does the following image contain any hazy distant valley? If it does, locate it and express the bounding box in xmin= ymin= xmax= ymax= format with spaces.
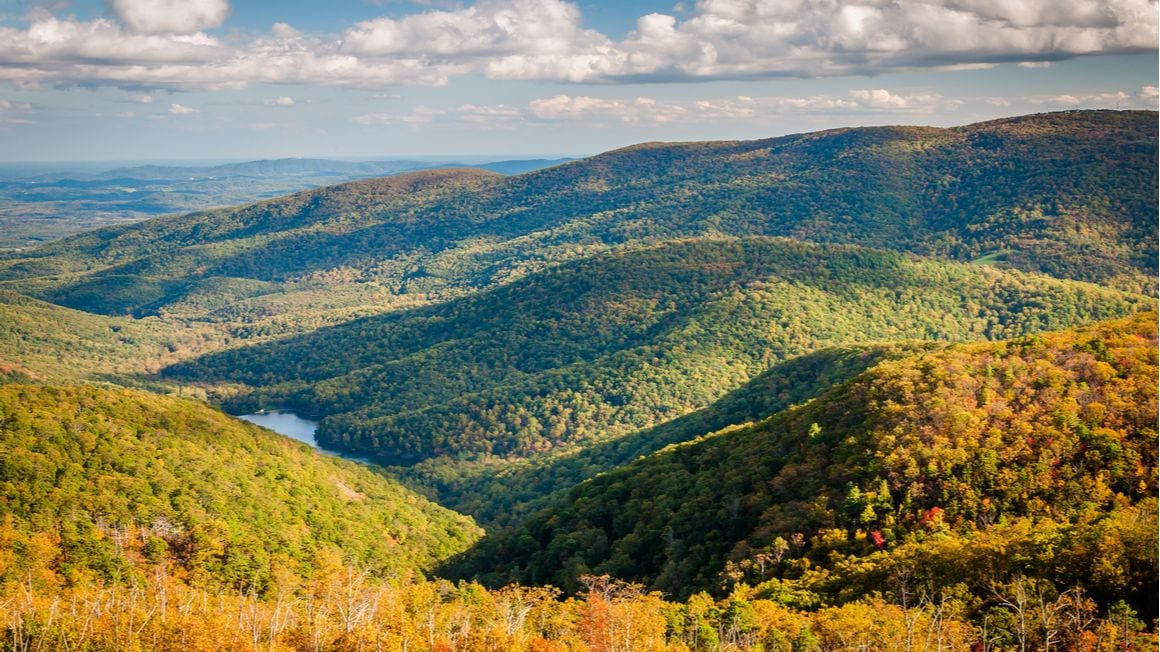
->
xmin=0 ymin=156 xmax=573 ymax=250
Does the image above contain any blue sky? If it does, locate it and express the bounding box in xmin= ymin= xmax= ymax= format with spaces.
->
xmin=0 ymin=0 xmax=1155 ymax=161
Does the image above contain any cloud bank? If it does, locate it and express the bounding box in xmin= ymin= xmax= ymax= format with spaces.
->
xmin=0 ymin=0 xmax=1154 ymax=89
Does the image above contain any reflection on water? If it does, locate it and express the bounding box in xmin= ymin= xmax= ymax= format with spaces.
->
xmin=238 ymin=411 xmax=320 ymax=447
xmin=238 ymin=410 xmax=374 ymax=464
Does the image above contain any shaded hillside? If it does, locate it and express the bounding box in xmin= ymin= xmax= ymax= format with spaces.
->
xmin=166 ymin=238 xmax=1152 ymax=467
xmin=0 ymin=384 xmax=480 ymax=592
xmin=447 ymin=313 xmax=1158 ymax=619
xmin=403 ymin=342 xmax=937 ymax=527
xmin=1 ymin=111 xmax=1153 ymax=322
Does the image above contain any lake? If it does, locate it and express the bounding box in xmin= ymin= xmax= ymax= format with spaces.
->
xmin=239 ymin=410 xmax=376 ymax=464
xmin=238 ymin=411 xmax=321 ymax=448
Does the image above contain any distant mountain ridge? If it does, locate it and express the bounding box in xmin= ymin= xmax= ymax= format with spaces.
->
xmin=0 ymin=156 xmax=574 ymax=250
xmin=1 ymin=110 xmax=1152 ymax=325
xmin=6 ymin=156 xmax=574 ymax=183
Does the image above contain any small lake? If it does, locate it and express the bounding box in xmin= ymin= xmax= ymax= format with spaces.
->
xmin=238 ymin=411 xmax=376 ymax=465
xmin=239 ymin=410 xmax=320 ymax=447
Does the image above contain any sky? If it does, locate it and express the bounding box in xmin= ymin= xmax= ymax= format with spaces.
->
xmin=0 ymin=0 xmax=1155 ymax=161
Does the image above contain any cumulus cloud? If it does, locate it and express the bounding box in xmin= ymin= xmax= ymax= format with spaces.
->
xmin=591 ymin=0 xmax=1157 ymax=81
xmin=110 ymin=0 xmax=230 ymax=35
xmin=266 ymin=95 xmax=295 ymax=106
xmin=0 ymin=0 xmax=1153 ymax=89
xmin=168 ymin=102 xmax=199 ymax=114
xmin=530 ymin=89 xmax=953 ymax=122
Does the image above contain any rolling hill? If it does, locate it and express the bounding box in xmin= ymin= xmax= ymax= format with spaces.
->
xmin=401 ymin=341 xmax=938 ymax=527
xmin=446 ymin=313 xmax=1158 ymax=621
xmin=0 ymin=384 xmax=481 ymax=592
xmin=165 ymin=238 xmax=1152 ymax=471
xmin=0 ymin=110 xmax=1153 ymax=327
xmin=0 ymin=110 xmax=1155 ymax=650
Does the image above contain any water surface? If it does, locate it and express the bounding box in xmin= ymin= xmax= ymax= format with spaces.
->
xmin=239 ymin=410 xmax=376 ymax=465
xmin=238 ymin=411 xmax=321 ymax=448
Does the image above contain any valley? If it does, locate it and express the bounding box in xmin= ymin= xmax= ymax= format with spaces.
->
xmin=0 ymin=110 xmax=1155 ymax=651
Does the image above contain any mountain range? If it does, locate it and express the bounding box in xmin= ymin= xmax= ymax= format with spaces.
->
xmin=0 ymin=110 xmax=1155 ymax=650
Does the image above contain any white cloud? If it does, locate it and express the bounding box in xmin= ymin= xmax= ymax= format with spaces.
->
xmin=1021 ymin=88 xmax=1160 ymax=108
xmin=455 ymin=103 xmax=523 ymax=127
xmin=1017 ymin=61 xmax=1054 ymax=68
xmin=342 ymin=0 xmax=620 ymax=82
xmin=168 ymin=102 xmax=199 ymax=114
xmin=266 ymin=95 xmax=295 ymax=106
xmin=524 ymin=89 xmax=952 ymax=125
xmin=590 ymin=0 xmax=1157 ymax=82
xmin=1031 ymin=91 xmax=1132 ymax=106
xmin=353 ymin=106 xmax=445 ymax=126
xmin=0 ymin=98 xmax=34 ymax=126
xmin=0 ymin=0 xmax=1153 ymax=89
xmin=110 ymin=0 xmax=230 ymax=35
xmin=132 ymin=94 xmax=155 ymax=103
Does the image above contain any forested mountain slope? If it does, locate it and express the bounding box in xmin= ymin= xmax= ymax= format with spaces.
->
xmin=166 ymin=238 xmax=1152 ymax=469
xmin=0 ymin=290 xmax=217 ymax=383
xmin=1 ymin=110 xmax=1153 ymax=324
xmin=448 ymin=313 xmax=1158 ymax=620
xmin=0 ymin=384 xmax=480 ymax=592
xmin=402 ymin=342 xmax=937 ymax=526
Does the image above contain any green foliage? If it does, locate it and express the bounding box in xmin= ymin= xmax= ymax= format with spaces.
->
xmin=402 ymin=342 xmax=937 ymax=527
xmin=0 ymin=384 xmax=481 ymax=592
xmin=447 ymin=313 xmax=1158 ymax=620
xmin=0 ymin=290 xmax=219 ymax=383
xmin=2 ymin=111 xmax=1153 ymax=325
xmin=168 ymin=238 xmax=1152 ymax=469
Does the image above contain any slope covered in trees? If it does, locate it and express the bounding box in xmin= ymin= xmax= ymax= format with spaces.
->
xmin=0 ymin=384 xmax=481 ymax=594
xmin=0 ymin=290 xmax=219 ymax=383
xmin=0 ymin=111 xmax=1153 ymax=325
xmin=166 ymin=238 xmax=1152 ymax=468
xmin=448 ymin=313 xmax=1158 ymax=623
xmin=401 ymin=342 xmax=937 ymax=527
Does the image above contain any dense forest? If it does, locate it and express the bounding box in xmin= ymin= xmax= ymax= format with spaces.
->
xmin=0 ymin=112 xmax=1156 ymax=651
xmin=165 ymin=238 xmax=1151 ymax=475
xmin=0 ymin=317 xmax=1155 ymax=651
xmin=0 ymin=385 xmax=480 ymax=590
xmin=0 ymin=111 xmax=1153 ymax=328
xmin=400 ymin=342 xmax=938 ymax=527
xmin=448 ymin=314 xmax=1158 ymax=617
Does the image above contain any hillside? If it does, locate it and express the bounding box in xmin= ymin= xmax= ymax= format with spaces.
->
xmin=0 ymin=111 xmax=1153 ymax=326
xmin=165 ymin=238 xmax=1152 ymax=469
xmin=0 ymin=384 xmax=481 ymax=592
xmin=402 ymin=342 xmax=938 ymax=527
xmin=447 ymin=313 xmax=1158 ymax=620
xmin=0 ymin=157 xmax=572 ymax=250
xmin=0 ymin=290 xmax=217 ymax=383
